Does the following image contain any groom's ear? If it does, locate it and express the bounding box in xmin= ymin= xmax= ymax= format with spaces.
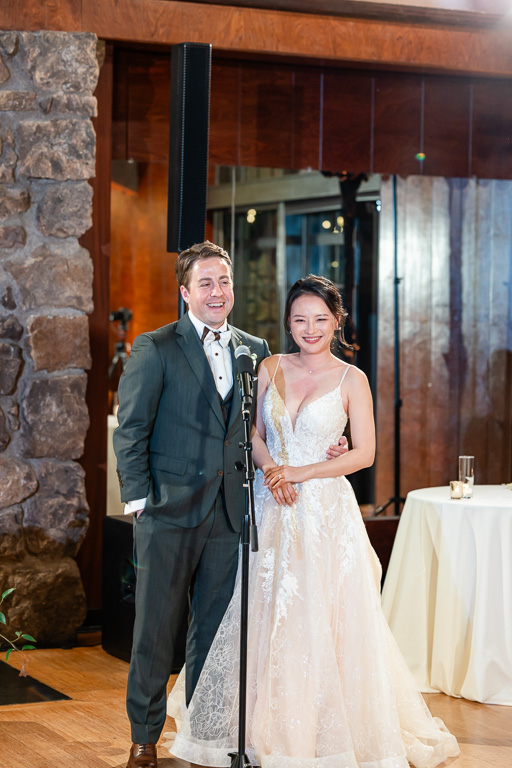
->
xmin=180 ymin=284 xmax=189 ymax=304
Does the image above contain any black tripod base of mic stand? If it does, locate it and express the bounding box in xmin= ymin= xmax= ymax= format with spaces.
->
xmin=229 ymin=752 xmax=252 ymax=768
xmin=374 ymin=496 xmax=405 ymax=516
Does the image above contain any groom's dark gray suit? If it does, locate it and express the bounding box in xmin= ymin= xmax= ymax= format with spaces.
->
xmin=114 ymin=312 xmax=269 ymax=744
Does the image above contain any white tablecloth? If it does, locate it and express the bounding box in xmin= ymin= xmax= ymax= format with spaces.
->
xmin=381 ymin=485 xmax=512 ymax=704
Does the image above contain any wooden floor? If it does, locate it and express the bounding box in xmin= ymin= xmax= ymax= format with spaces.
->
xmin=0 ymin=643 xmax=511 ymax=768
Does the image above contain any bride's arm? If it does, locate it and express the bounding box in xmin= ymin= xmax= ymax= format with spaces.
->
xmin=265 ymin=367 xmax=375 ymax=487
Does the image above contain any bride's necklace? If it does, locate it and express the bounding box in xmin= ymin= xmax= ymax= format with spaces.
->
xmin=298 ymin=356 xmax=323 ymax=375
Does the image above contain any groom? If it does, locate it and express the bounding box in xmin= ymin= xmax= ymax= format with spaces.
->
xmin=114 ymin=241 xmax=270 ymax=768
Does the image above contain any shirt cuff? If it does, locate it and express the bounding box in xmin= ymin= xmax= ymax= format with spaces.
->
xmin=124 ymin=497 xmax=147 ymax=515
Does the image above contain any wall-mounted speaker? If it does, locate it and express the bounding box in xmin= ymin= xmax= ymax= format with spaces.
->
xmin=167 ymin=42 xmax=212 ymax=254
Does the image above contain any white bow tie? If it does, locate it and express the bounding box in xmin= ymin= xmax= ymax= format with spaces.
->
xmin=202 ymin=327 xmax=231 ymax=349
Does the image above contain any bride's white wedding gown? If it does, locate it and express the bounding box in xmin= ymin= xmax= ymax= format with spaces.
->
xmin=167 ymin=363 xmax=459 ymax=768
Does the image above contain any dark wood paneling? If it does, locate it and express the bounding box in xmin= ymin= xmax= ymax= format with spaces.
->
xmin=127 ymin=53 xmax=171 ymax=164
xmin=239 ymin=63 xmax=294 ymax=169
xmin=322 ymin=70 xmax=373 ymax=174
xmin=77 ymin=43 xmax=114 ymax=610
xmin=423 ymin=76 xmax=472 ymax=178
xmin=210 ymin=61 xmax=242 ymax=167
xmin=471 ymin=79 xmax=512 ymax=180
xmin=111 ymin=49 xmax=129 ymax=160
xmin=114 ymin=52 xmax=512 ymax=181
xmin=373 ymin=73 xmax=423 ymax=176
xmin=290 ymin=68 xmax=322 ymax=170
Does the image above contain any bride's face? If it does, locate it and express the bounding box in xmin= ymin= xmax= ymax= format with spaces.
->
xmin=289 ymin=294 xmax=338 ymax=354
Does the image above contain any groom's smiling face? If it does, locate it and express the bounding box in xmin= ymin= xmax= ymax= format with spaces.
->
xmin=180 ymin=256 xmax=234 ymax=329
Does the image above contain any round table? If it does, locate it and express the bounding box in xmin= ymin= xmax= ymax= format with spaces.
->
xmin=381 ymin=485 xmax=512 ymax=705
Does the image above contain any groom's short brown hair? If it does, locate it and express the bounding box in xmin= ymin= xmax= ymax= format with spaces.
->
xmin=175 ymin=241 xmax=233 ymax=289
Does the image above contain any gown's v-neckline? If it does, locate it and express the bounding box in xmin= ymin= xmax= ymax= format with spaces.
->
xmin=270 ymin=375 xmax=347 ymax=434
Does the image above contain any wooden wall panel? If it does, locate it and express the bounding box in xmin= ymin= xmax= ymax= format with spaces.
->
xmin=459 ymin=179 xmax=512 ymax=483
xmin=486 ymin=182 xmax=512 ymax=482
xmin=373 ymin=73 xmax=423 ymax=176
xmin=113 ymin=51 xmax=512 ymax=180
xmin=322 ymin=70 xmax=373 ymax=174
xmin=471 ymin=79 xmax=512 ymax=180
xmin=374 ymin=180 xmax=395 ymax=507
xmin=428 ymin=178 xmax=453 ymax=484
xmin=210 ymin=62 xmax=242 ymax=167
xmin=239 ymin=63 xmax=294 ymax=169
xmin=398 ymin=177 xmax=436 ymax=491
xmin=290 ymin=68 xmax=322 ymax=170
xmin=376 ymin=175 xmax=512 ymax=505
xmin=423 ymin=77 xmax=472 ymax=179
xmin=127 ymin=54 xmax=170 ymax=164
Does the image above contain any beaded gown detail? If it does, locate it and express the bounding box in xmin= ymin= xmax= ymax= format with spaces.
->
xmin=167 ymin=364 xmax=459 ymax=768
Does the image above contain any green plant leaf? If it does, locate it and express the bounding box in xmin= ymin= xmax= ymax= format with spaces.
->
xmin=15 ymin=630 xmax=22 ymax=637
xmin=5 ymin=648 xmax=13 ymax=662
xmin=21 ymin=645 xmax=36 ymax=651
xmin=21 ymin=634 xmax=36 ymax=642
xmin=1 ymin=588 xmax=15 ymax=600
xmin=0 ymin=612 xmax=5 ymax=624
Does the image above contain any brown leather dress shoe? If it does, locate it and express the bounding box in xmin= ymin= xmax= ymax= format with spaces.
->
xmin=126 ymin=743 xmax=158 ymax=768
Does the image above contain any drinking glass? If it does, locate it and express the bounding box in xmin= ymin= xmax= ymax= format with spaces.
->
xmin=458 ymin=455 xmax=474 ymax=499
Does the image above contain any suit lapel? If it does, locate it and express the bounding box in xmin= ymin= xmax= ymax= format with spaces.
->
xmin=176 ymin=314 xmax=225 ymax=429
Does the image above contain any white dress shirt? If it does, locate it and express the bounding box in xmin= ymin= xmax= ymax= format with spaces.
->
xmin=187 ymin=310 xmax=233 ymax=400
xmin=124 ymin=310 xmax=233 ymax=515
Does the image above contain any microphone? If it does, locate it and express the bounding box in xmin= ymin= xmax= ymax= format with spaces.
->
xmin=234 ymin=345 xmax=256 ymax=417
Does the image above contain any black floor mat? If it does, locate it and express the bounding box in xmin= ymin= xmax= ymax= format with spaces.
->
xmin=0 ymin=660 xmax=71 ymax=706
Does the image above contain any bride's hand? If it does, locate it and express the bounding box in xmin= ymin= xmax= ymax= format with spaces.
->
xmin=264 ymin=464 xmax=308 ymax=489
xmin=271 ymin=481 xmax=298 ymax=506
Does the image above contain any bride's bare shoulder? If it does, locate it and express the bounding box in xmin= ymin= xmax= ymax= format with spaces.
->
xmin=258 ymin=354 xmax=282 ymax=380
xmin=342 ymin=363 xmax=371 ymax=393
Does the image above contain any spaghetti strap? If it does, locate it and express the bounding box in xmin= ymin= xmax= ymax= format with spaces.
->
xmin=270 ymin=354 xmax=283 ymax=382
xmin=339 ymin=363 xmax=351 ymax=387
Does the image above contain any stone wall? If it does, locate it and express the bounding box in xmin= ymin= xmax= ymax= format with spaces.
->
xmin=0 ymin=31 xmax=99 ymax=646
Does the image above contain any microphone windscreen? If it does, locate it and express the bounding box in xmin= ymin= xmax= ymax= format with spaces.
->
xmin=234 ymin=344 xmax=251 ymax=359
xmin=234 ymin=345 xmax=255 ymax=374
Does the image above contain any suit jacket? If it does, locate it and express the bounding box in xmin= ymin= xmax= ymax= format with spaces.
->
xmin=113 ymin=313 xmax=270 ymax=532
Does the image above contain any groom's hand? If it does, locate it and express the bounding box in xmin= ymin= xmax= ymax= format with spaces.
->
xmin=326 ymin=436 xmax=349 ymax=459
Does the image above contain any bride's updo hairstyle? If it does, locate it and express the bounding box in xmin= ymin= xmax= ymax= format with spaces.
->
xmin=284 ymin=274 xmax=352 ymax=349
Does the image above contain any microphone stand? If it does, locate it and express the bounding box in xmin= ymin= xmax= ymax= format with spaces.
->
xmin=230 ymin=362 xmax=258 ymax=768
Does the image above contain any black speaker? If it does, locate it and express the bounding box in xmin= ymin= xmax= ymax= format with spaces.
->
xmin=102 ymin=515 xmax=136 ymax=662
xmin=101 ymin=515 xmax=187 ymax=670
xmin=167 ymin=42 xmax=212 ymax=253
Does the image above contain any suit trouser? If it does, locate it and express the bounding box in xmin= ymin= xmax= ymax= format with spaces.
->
xmin=126 ymin=492 xmax=239 ymax=744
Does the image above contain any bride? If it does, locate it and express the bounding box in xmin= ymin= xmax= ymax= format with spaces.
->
xmin=167 ymin=275 xmax=459 ymax=768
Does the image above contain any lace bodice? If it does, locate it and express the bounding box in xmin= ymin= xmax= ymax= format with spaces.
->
xmin=262 ymin=374 xmax=348 ymax=468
